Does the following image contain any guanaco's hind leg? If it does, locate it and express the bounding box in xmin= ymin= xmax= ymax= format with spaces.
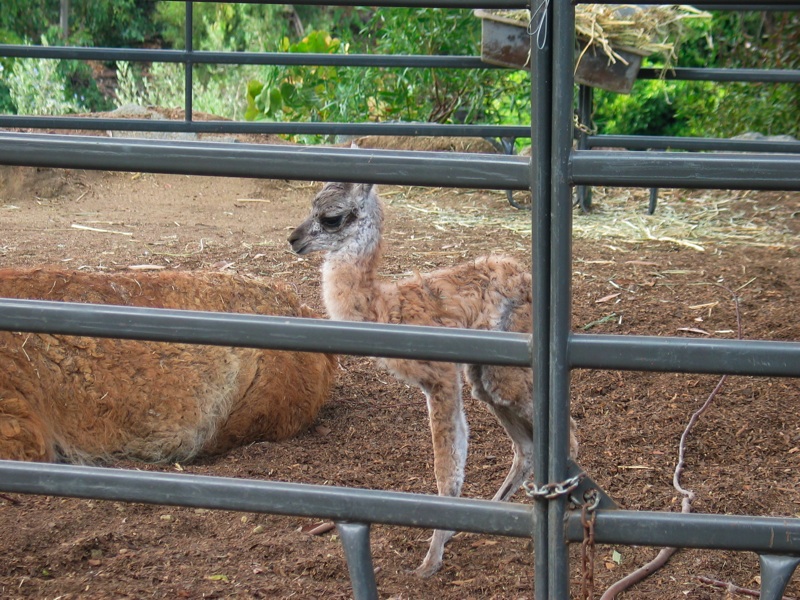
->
xmin=486 ymin=403 xmax=536 ymax=502
xmin=467 ymin=364 xmax=535 ymax=501
xmin=467 ymin=364 xmax=579 ymax=503
xmin=412 ymin=365 xmax=469 ymax=578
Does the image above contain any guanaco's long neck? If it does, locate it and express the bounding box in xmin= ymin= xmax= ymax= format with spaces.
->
xmin=321 ymin=204 xmax=386 ymax=322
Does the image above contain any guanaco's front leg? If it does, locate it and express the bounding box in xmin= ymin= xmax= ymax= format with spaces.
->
xmin=413 ymin=365 xmax=469 ymax=578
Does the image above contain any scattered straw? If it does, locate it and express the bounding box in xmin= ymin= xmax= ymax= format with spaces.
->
xmin=390 ymin=187 xmax=798 ymax=252
xmin=573 ymin=188 xmax=797 ymax=250
xmin=71 ymin=223 xmax=133 ymax=236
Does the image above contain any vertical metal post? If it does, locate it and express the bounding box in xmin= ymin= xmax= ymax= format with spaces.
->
xmin=336 ymin=522 xmax=379 ymax=600
xmin=549 ymin=0 xmax=576 ymax=596
xmin=530 ymin=0 xmax=554 ymax=597
xmin=758 ymin=554 xmax=800 ymax=600
xmin=184 ymin=2 xmax=194 ymax=123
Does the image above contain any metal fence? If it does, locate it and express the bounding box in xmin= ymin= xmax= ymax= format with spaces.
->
xmin=1 ymin=1 xmax=800 ymax=598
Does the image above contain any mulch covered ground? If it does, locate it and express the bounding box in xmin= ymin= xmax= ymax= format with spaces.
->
xmin=0 ymin=146 xmax=798 ymax=598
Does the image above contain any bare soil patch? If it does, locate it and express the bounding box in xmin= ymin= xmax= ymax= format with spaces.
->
xmin=1 ymin=135 xmax=799 ymax=599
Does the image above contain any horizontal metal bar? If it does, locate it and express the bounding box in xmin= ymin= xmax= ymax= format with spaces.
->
xmin=639 ymin=67 xmax=800 ymax=84
xmin=6 ymin=459 xmax=800 ymax=555
xmin=0 ymin=132 xmax=530 ymax=189
xmin=566 ymin=510 xmax=800 ymax=554
xmin=181 ymin=0 xmax=797 ymax=8
xmin=0 ymin=460 xmax=532 ymax=538
xmin=587 ymin=135 xmax=800 ymax=154
xmin=570 ymin=334 xmax=800 ymax=378
xmin=692 ymin=4 xmax=800 ymax=9
xmin=570 ymin=150 xmax=800 ymax=191
xmin=0 ymin=45 xmax=493 ymax=69
xmin=582 ymin=0 xmax=800 ymax=6
xmin=182 ymin=0 xmax=529 ymax=7
xmin=0 ymin=44 xmax=183 ymax=63
xmin=0 ymin=299 xmax=532 ymax=367
xmin=0 ymin=116 xmax=530 ymax=139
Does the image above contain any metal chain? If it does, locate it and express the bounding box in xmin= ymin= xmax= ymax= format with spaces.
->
xmin=524 ymin=475 xmax=599 ymax=598
xmin=522 ymin=473 xmax=584 ymax=500
xmin=579 ymin=490 xmax=599 ymax=600
xmin=573 ymin=113 xmax=597 ymax=136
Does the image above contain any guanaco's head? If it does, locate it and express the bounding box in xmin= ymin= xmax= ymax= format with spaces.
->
xmin=288 ymin=182 xmax=382 ymax=257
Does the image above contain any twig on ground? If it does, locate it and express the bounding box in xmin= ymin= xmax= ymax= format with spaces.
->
xmin=0 ymin=493 xmax=20 ymax=505
xmin=600 ymin=289 xmax=742 ymax=599
xmin=696 ymin=575 xmax=798 ymax=600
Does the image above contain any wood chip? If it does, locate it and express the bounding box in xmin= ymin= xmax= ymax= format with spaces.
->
xmin=677 ymin=327 xmax=711 ymax=336
xmin=596 ymin=292 xmax=621 ymax=303
xmin=299 ymin=521 xmax=336 ymax=536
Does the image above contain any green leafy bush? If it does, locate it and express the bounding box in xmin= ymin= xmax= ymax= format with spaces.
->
xmin=154 ymin=2 xmax=291 ymax=51
xmin=0 ymin=1 xmax=154 ymax=114
xmin=680 ymin=11 xmax=800 ymax=138
xmin=5 ymin=37 xmax=84 ymax=116
xmin=245 ymin=31 xmax=344 ymax=123
xmin=592 ymin=10 xmax=800 ymax=138
xmin=115 ymin=60 xmax=184 ymax=108
xmin=244 ymin=9 xmax=532 ymax=143
xmin=2 ymin=4 xmax=796 ymax=139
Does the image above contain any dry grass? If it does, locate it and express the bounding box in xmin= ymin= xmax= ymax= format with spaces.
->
xmin=486 ymin=4 xmax=710 ymax=69
xmin=391 ymin=187 xmax=799 ymax=252
xmin=574 ymin=4 xmax=709 ymax=68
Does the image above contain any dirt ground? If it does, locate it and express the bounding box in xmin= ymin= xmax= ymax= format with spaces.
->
xmin=0 ymin=132 xmax=799 ymax=599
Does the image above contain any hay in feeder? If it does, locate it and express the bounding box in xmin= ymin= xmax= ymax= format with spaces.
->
xmin=575 ymin=4 xmax=710 ymax=69
xmin=487 ymin=5 xmax=710 ymax=71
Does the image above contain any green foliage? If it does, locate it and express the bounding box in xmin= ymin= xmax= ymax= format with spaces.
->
xmin=358 ymin=8 xmax=530 ymax=125
xmin=710 ymin=11 xmax=800 ymax=70
xmin=245 ymin=31 xmax=344 ymax=125
xmin=589 ymin=14 xmax=712 ymax=138
xmin=0 ymin=1 xmax=154 ymax=114
xmin=154 ymin=2 xmax=291 ymax=51
xmin=2 ymin=4 xmax=797 ymax=139
xmin=244 ymin=9 xmax=532 ymax=142
xmin=0 ymin=29 xmax=22 ymax=113
xmin=681 ymin=11 xmax=800 ymax=138
xmin=146 ymin=2 xmax=299 ymax=120
xmin=0 ymin=2 xmax=55 ymax=42
xmin=63 ymin=0 xmax=155 ymax=47
xmin=115 ymin=60 xmax=184 ymax=108
xmin=5 ymin=37 xmax=84 ymax=116
xmin=592 ymin=11 xmax=800 ymax=138
xmin=63 ymin=59 xmax=114 ymax=113
xmin=593 ymin=80 xmax=682 ymax=137
xmin=0 ymin=66 xmax=14 ymax=114
xmin=364 ymin=8 xmax=480 ymax=122
xmin=115 ymin=59 xmax=254 ymax=120
xmin=0 ymin=0 xmax=155 ymax=47
xmin=683 ymin=82 xmax=799 ymax=138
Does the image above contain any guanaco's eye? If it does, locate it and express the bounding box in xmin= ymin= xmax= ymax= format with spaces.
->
xmin=319 ymin=214 xmax=346 ymax=230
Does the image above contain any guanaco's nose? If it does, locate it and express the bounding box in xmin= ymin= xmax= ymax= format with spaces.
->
xmin=288 ymin=223 xmax=310 ymax=255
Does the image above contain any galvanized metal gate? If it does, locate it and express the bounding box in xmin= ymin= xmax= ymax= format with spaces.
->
xmin=1 ymin=1 xmax=800 ymax=598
